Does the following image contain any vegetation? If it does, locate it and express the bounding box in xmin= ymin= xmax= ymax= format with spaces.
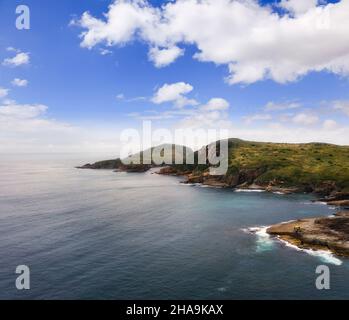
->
xmin=79 ymin=138 xmax=349 ymax=194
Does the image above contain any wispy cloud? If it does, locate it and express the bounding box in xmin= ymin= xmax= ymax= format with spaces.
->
xmin=243 ymin=113 xmax=272 ymax=125
xmin=11 ymin=78 xmax=29 ymax=87
xmin=264 ymin=101 xmax=301 ymax=112
xmin=332 ymin=100 xmax=349 ymax=116
xmin=292 ymin=112 xmax=319 ymax=125
xmin=0 ymin=87 xmax=9 ymax=98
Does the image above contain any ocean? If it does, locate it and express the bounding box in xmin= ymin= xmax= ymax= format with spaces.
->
xmin=0 ymin=155 xmax=348 ymax=299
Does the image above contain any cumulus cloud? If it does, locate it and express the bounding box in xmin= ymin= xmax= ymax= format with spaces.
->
xmin=75 ymin=0 xmax=349 ymax=85
xmin=201 ymin=98 xmax=230 ymax=111
xmin=177 ymin=98 xmax=230 ymax=129
xmin=148 ymin=46 xmax=184 ymax=67
xmin=0 ymin=87 xmax=9 ymax=98
xmin=280 ymin=0 xmax=318 ymax=16
xmin=11 ymin=78 xmax=29 ymax=87
xmin=152 ymin=82 xmax=198 ymax=108
xmin=3 ymin=51 xmax=30 ymax=67
xmin=323 ymin=119 xmax=338 ymax=130
xmin=292 ymin=112 xmax=319 ymax=125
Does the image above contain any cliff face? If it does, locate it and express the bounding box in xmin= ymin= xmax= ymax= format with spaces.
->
xmin=78 ymin=138 xmax=349 ymax=196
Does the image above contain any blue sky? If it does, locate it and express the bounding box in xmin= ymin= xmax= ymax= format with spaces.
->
xmin=0 ymin=0 xmax=349 ymax=153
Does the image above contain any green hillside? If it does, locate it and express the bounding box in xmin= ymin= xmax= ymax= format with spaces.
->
xmin=79 ymin=138 xmax=349 ymax=194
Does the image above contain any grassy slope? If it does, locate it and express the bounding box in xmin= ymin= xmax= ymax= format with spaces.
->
xmin=202 ymin=139 xmax=349 ymax=191
xmin=80 ymin=138 xmax=349 ymax=192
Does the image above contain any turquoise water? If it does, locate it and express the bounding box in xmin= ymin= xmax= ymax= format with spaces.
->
xmin=0 ymin=156 xmax=348 ymax=299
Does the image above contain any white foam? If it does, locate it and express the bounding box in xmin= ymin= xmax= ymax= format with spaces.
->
xmin=277 ymin=238 xmax=343 ymax=266
xmin=314 ymin=201 xmax=328 ymax=205
xmin=243 ymin=226 xmax=343 ymax=266
xmin=302 ymin=201 xmax=326 ymax=206
xmin=244 ymin=226 xmax=274 ymax=252
xmin=235 ymin=189 xmax=265 ymax=193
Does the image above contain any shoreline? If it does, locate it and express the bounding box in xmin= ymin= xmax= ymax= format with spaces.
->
xmin=266 ymin=211 xmax=349 ymax=258
xmin=77 ymin=163 xmax=349 ymax=259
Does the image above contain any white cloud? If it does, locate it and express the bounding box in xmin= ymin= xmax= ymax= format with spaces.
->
xmin=100 ymin=48 xmax=113 ymax=55
xmin=0 ymin=103 xmax=47 ymax=119
xmin=243 ymin=113 xmax=272 ymax=124
xmin=221 ymin=123 xmax=349 ymax=145
xmin=323 ymin=119 xmax=338 ymax=130
xmin=0 ymin=101 xmax=125 ymax=154
xmin=0 ymin=101 xmax=72 ymax=144
xmin=292 ymin=112 xmax=319 ymax=125
xmin=3 ymin=52 xmax=30 ymax=67
xmin=332 ymin=100 xmax=349 ymax=116
xmin=148 ymin=46 xmax=184 ymax=67
xmin=75 ymin=0 xmax=349 ymax=85
xmin=117 ymin=93 xmax=148 ymax=102
xmin=0 ymin=87 xmax=9 ymax=98
xmin=201 ymin=98 xmax=229 ymax=111
xmin=264 ymin=101 xmax=301 ymax=111
xmin=177 ymin=98 xmax=231 ymax=129
xmin=2 ymin=99 xmax=16 ymax=105
xmin=11 ymin=78 xmax=29 ymax=87
xmin=152 ymin=82 xmax=198 ymax=108
xmin=280 ymin=0 xmax=318 ymax=16
xmin=6 ymin=47 xmax=21 ymax=53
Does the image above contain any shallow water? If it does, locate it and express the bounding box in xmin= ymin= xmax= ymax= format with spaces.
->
xmin=0 ymin=155 xmax=348 ymax=299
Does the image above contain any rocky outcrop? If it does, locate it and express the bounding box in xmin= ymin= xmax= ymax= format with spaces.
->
xmin=326 ymin=200 xmax=349 ymax=208
xmin=77 ymin=159 xmax=122 ymax=170
xmin=317 ymin=192 xmax=349 ymax=202
xmin=267 ymin=211 xmax=349 ymax=257
xmin=315 ymin=192 xmax=349 ymax=208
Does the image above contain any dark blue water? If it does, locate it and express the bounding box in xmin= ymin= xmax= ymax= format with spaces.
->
xmin=0 ymin=156 xmax=348 ymax=299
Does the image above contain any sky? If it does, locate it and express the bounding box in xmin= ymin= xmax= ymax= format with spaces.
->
xmin=0 ymin=0 xmax=349 ymax=154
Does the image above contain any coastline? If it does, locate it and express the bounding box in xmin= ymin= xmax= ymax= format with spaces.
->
xmin=156 ymin=166 xmax=311 ymax=195
xmin=77 ymin=161 xmax=349 ymax=260
xmin=266 ymin=211 xmax=349 ymax=258
xmin=156 ymin=167 xmax=349 ymax=259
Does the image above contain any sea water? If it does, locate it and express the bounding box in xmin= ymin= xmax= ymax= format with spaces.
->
xmin=0 ymin=155 xmax=348 ymax=299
